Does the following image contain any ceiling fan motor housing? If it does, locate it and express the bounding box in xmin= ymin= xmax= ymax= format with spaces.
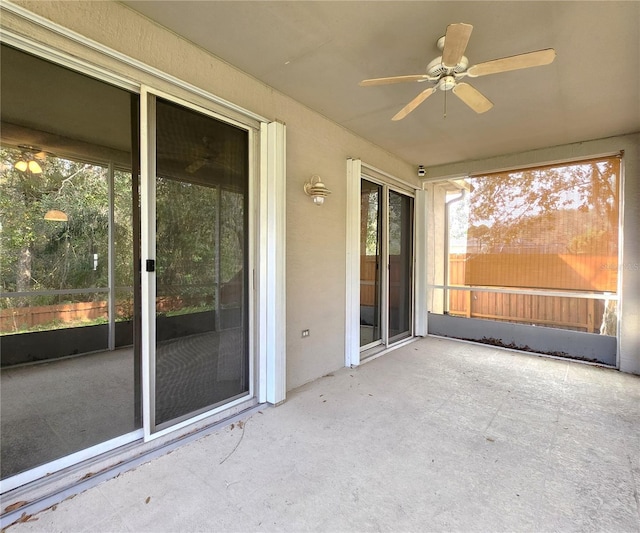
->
xmin=426 ymin=55 xmax=469 ymax=79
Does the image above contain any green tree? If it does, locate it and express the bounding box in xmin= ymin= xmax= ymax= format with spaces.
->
xmin=0 ymin=147 xmax=123 ymax=307
xmin=467 ymin=158 xmax=619 ymax=254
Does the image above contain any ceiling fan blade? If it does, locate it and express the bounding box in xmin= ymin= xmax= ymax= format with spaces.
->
xmin=359 ymin=74 xmax=430 ymax=87
xmin=391 ymin=87 xmax=436 ymax=121
xmin=452 ymin=83 xmax=493 ymax=113
xmin=467 ymin=48 xmax=556 ymax=77
xmin=442 ymin=23 xmax=473 ymax=68
xmin=185 ymin=158 xmax=206 ymax=173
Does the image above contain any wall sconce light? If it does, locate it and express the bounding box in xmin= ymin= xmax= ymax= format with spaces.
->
xmin=44 ymin=209 xmax=68 ymax=222
xmin=303 ymin=175 xmax=331 ymax=206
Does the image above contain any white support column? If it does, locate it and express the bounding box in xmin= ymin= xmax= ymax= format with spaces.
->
xmin=259 ymin=121 xmax=287 ymax=405
xmin=345 ymin=158 xmax=362 ymax=367
xmin=414 ymin=189 xmax=428 ymax=336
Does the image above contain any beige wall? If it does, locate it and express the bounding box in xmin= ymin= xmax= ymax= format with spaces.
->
xmin=425 ymin=133 xmax=640 ymax=375
xmin=6 ymin=0 xmax=419 ymax=390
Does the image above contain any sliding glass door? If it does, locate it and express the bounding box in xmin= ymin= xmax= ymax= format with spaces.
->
xmin=145 ymin=95 xmax=251 ymax=432
xmin=359 ymin=178 xmax=414 ymax=356
xmin=360 ymin=180 xmax=383 ymax=349
xmin=2 ymin=32 xmax=272 ymax=489
xmin=0 ymin=44 xmax=141 ymax=481
xmin=389 ymin=190 xmax=413 ymax=342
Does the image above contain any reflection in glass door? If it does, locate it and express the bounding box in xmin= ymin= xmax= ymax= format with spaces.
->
xmin=153 ymin=98 xmax=249 ymax=429
xmin=0 ymin=45 xmax=141 ymax=481
xmin=359 ymin=178 xmax=414 ymax=355
xmin=389 ymin=191 xmax=413 ymax=341
xmin=360 ymin=179 xmax=383 ymax=348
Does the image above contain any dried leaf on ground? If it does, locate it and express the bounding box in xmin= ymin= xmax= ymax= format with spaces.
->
xmin=4 ymin=501 xmax=27 ymax=513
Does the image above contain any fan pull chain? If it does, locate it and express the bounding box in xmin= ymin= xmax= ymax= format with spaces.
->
xmin=443 ymin=87 xmax=447 ymax=119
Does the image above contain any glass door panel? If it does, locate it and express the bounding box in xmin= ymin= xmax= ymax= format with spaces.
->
xmin=153 ymin=98 xmax=249 ymax=428
xmin=359 ymin=179 xmax=414 ymax=356
xmin=388 ymin=191 xmax=413 ymax=342
xmin=360 ymin=179 xmax=383 ymax=348
xmin=0 ymin=44 xmax=140 ymax=480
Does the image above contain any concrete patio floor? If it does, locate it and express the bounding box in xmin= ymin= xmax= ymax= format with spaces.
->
xmin=4 ymin=336 xmax=640 ymax=532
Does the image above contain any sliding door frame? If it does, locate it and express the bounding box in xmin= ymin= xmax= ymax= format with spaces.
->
xmin=0 ymin=2 xmax=286 ymax=493
xmin=345 ymin=159 xmax=421 ymax=367
xmin=140 ymin=86 xmax=261 ymax=439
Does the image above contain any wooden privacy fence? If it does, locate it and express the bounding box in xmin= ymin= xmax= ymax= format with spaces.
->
xmin=448 ymin=254 xmax=606 ymax=333
xmin=0 ymin=294 xmax=213 ymax=334
xmin=360 ymin=255 xmax=405 ymax=307
xmin=1 ymin=301 xmax=111 ymax=333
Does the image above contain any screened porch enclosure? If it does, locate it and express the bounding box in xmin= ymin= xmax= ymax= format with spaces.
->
xmin=427 ymin=156 xmax=621 ymax=365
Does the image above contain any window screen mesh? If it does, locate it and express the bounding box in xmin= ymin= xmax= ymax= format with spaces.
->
xmin=464 ymin=156 xmax=620 ymax=292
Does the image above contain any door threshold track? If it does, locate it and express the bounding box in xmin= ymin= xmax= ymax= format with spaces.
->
xmin=0 ymin=403 xmax=267 ymax=530
xmin=358 ymin=336 xmax=418 ymax=366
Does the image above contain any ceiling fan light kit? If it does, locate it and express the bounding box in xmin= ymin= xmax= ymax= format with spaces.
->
xmin=360 ymin=22 xmax=556 ymax=120
xmin=43 ymin=209 xmax=68 ymax=222
xmin=14 ymin=160 xmax=29 ymax=172
xmin=14 ymin=147 xmax=45 ymax=174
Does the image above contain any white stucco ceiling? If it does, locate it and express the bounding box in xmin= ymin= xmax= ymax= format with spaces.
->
xmin=123 ymin=1 xmax=640 ymax=168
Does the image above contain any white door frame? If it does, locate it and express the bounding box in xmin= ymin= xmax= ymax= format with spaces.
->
xmin=345 ymin=159 xmax=423 ymax=367
xmin=140 ymin=88 xmax=287 ymax=440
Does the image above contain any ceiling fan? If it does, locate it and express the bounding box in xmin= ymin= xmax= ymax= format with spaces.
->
xmin=359 ymin=23 xmax=556 ymax=120
xmin=184 ymin=136 xmax=241 ymax=175
xmin=185 ymin=136 xmax=215 ymax=173
xmin=14 ymin=145 xmax=48 ymax=174
xmin=185 ymin=135 xmax=236 ymax=174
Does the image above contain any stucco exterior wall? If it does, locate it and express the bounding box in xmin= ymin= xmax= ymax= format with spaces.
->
xmin=4 ymin=0 xmax=419 ymax=390
xmin=425 ymin=133 xmax=640 ymax=375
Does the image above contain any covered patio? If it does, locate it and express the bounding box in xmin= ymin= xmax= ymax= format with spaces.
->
xmin=6 ymin=336 xmax=639 ymax=532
